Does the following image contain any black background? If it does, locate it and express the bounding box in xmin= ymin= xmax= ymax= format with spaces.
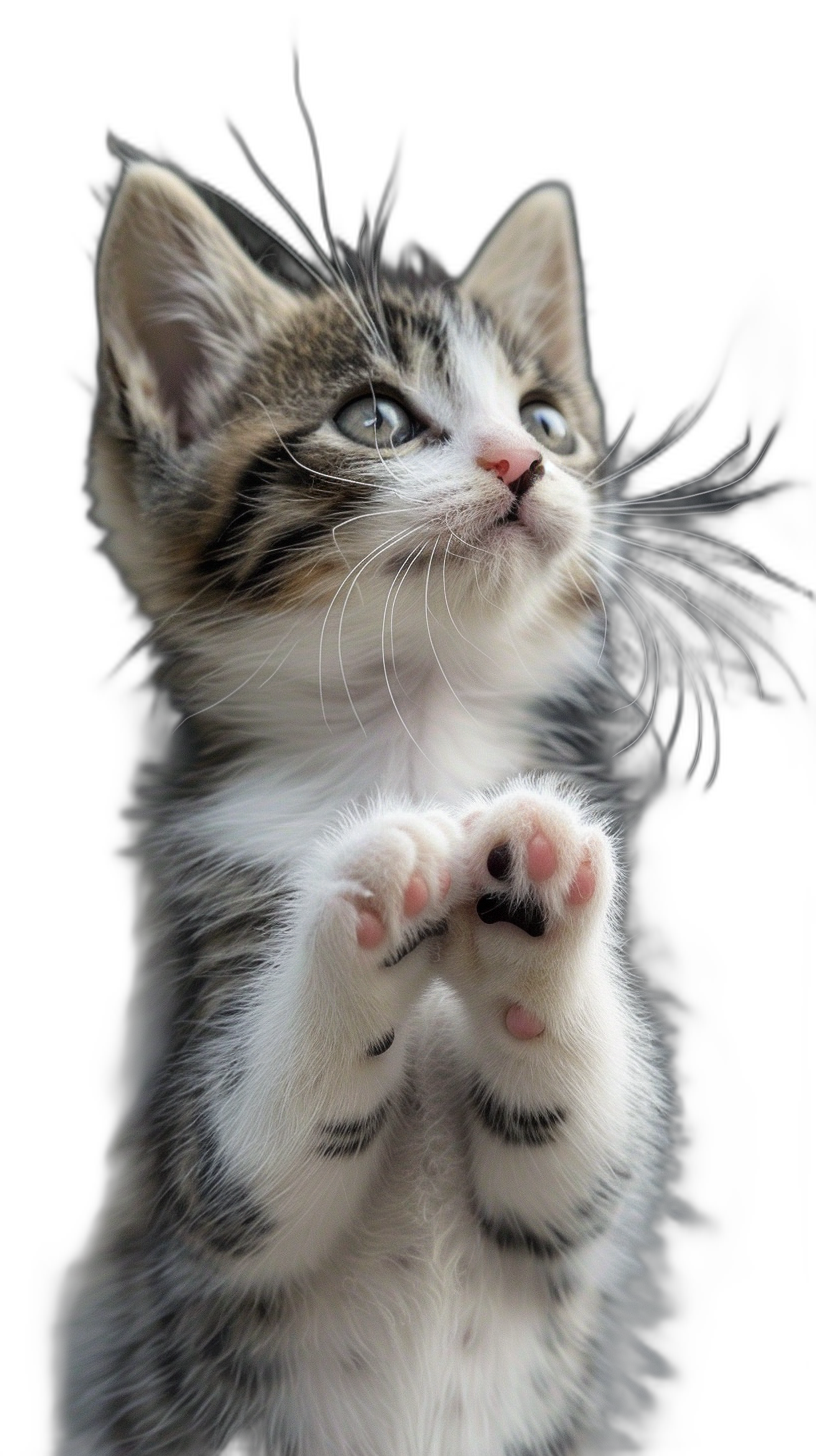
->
xmin=30 ymin=25 xmax=810 ymax=1456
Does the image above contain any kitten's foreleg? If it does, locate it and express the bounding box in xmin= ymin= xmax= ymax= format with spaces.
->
xmin=442 ymin=781 xmax=654 ymax=1267
xmin=210 ymin=807 xmax=462 ymax=1278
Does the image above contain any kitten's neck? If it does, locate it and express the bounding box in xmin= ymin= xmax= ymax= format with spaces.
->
xmin=183 ymin=685 xmax=527 ymax=858
xmin=336 ymin=685 xmax=532 ymax=788
xmin=167 ymin=593 xmax=599 ymax=861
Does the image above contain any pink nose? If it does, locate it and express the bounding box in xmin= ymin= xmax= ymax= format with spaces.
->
xmin=476 ymin=443 xmax=542 ymax=490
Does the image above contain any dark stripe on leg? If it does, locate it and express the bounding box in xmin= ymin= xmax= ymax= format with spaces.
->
xmin=318 ymin=1099 xmax=391 ymax=1158
xmin=506 ymin=1428 xmax=578 ymax=1456
xmin=365 ymin=1029 xmax=395 ymax=1057
xmin=381 ymin=917 xmax=448 ymax=968
xmin=168 ymin=1122 xmax=276 ymax=1257
xmin=469 ymin=1077 xmax=565 ymax=1147
xmin=476 ymin=1208 xmax=574 ymax=1260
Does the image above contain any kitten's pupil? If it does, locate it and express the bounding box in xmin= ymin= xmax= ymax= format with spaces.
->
xmin=520 ymin=401 xmax=575 ymax=455
xmin=335 ymin=394 xmax=419 ymax=449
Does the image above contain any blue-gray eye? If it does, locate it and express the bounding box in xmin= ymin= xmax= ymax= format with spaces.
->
xmin=520 ymin=401 xmax=575 ymax=454
xmin=334 ymin=395 xmax=421 ymax=449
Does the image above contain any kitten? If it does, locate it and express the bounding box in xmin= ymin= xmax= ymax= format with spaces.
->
xmin=58 ymin=132 xmax=792 ymax=1456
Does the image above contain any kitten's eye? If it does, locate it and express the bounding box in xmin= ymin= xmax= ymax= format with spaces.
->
xmin=519 ymin=401 xmax=575 ymax=455
xmin=334 ymin=394 xmax=421 ymax=450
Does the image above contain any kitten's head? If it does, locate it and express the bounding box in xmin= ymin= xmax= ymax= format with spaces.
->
xmin=89 ymin=153 xmax=608 ymax=733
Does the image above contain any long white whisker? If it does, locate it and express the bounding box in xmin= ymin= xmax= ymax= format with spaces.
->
xmin=175 ymin=615 xmax=306 ymax=726
xmin=324 ymin=524 xmax=425 ymax=733
xmin=378 ymin=540 xmax=440 ymax=769
xmin=422 ymin=537 xmax=479 ymax=721
xmin=439 ymin=534 xmax=507 ymax=681
xmin=384 ymin=540 xmax=428 ymax=706
xmin=244 ymin=394 xmax=408 ymax=501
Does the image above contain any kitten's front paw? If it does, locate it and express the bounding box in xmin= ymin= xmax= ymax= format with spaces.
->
xmin=307 ymin=809 xmax=462 ymax=976
xmin=452 ymin=784 xmax=616 ymax=1039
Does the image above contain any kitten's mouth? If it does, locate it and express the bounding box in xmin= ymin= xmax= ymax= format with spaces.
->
xmin=495 ymin=461 xmax=543 ymax=530
xmin=494 ymin=495 xmax=537 ymax=535
xmin=498 ymin=497 xmax=521 ymax=526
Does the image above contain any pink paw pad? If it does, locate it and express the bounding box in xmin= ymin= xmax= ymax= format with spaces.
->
xmin=526 ymin=832 xmax=557 ymax=882
xmin=402 ymin=874 xmax=430 ymax=918
xmin=355 ymin=909 xmax=386 ymax=949
xmin=505 ymin=1002 xmax=546 ymax=1040
xmin=566 ymin=859 xmax=596 ymax=905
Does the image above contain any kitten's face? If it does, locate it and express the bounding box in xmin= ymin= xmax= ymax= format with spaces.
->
xmin=90 ymin=163 xmax=605 ymax=726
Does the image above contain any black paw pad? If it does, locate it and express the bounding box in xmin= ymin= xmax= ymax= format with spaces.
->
xmin=476 ymin=893 xmax=547 ymax=938
xmin=487 ymin=842 xmax=513 ymax=880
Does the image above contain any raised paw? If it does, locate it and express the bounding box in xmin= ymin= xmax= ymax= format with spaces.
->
xmin=453 ymin=784 xmax=616 ymax=1039
xmin=310 ymin=808 xmax=462 ymax=972
xmin=464 ymin=787 xmax=611 ymax=930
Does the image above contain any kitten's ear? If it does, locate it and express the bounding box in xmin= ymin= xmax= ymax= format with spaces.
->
xmin=97 ymin=162 xmax=297 ymax=448
xmin=460 ymin=185 xmax=603 ymax=444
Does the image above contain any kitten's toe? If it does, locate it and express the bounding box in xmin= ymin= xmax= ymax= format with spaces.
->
xmin=311 ymin=808 xmax=462 ymax=968
xmin=464 ymin=786 xmax=613 ymax=933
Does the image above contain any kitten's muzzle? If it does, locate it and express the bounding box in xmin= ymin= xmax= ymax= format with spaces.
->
xmin=496 ymin=458 xmax=544 ymax=523
xmin=507 ymin=458 xmax=544 ymax=499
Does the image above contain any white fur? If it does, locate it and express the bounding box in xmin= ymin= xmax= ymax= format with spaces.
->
xmin=87 ymin=173 xmax=666 ymax=1452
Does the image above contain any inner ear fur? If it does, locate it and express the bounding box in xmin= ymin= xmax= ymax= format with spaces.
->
xmin=97 ymin=162 xmax=298 ymax=449
xmin=460 ymin=184 xmax=603 ymax=446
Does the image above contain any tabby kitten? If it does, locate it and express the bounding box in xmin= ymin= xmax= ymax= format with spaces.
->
xmin=59 ymin=135 xmax=784 ymax=1456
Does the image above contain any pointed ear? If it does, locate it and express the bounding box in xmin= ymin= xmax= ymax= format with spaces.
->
xmin=460 ymin=185 xmax=603 ymax=444
xmin=97 ymin=162 xmax=298 ymax=448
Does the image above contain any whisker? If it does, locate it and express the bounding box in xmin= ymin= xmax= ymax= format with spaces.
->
xmin=439 ymin=534 xmax=511 ymax=681
xmin=592 ymin=525 xmax=768 ymax=614
xmin=592 ymin=387 xmax=719 ymax=492
xmin=321 ymin=523 xmax=425 ymax=733
xmin=597 ymin=550 xmax=705 ymax=774
xmin=292 ymin=55 xmax=344 ymax=283
xmin=227 ymin=123 xmax=384 ymax=353
xmin=623 ymin=425 xmax=776 ymax=507
xmin=175 ymin=618 xmax=305 ymax=727
xmin=422 ymin=538 xmax=479 ymax=722
xmin=243 ymin=394 xmax=408 ymax=501
xmin=385 ymin=540 xmax=428 ymax=704
xmin=379 ymin=541 xmax=440 ymax=767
